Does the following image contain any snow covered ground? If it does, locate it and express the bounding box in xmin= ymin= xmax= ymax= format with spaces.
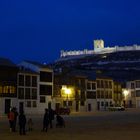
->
xmin=1 ymin=109 xmax=140 ymax=140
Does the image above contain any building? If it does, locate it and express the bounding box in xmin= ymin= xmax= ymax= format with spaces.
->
xmin=0 ymin=58 xmax=18 ymax=115
xmin=17 ymin=67 xmax=38 ymax=114
xmin=113 ymin=82 xmax=123 ymax=106
xmin=54 ymin=70 xmax=87 ymax=112
xmin=17 ymin=61 xmax=54 ymax=114
xmin=126 ymin=80 xmax=140 ymax=108
xmin=96 ymin=77 xmax=114 ymax=110
xmin=54 ymin=69 xmax=117 ymax=112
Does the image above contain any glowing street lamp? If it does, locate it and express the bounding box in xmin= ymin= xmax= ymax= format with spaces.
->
xmin=62 ymin=86 xmax=71 ymax=108
xmin=122 ymin=89 xmax=129 ymax=107
xmin=123 ymin=89 xmax=129 ymax=99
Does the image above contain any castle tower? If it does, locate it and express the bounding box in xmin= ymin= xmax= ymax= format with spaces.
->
xmin=93 ymin=39 xmax=104 ymax=52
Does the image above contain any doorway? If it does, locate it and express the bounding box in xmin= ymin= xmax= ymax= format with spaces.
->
xmin=5 ymin=99 xmax=11 ymax=114
xmin=76 ymin=101 xmax=79 ymax=112
xmin=88 ymin=104 xmax=91 ymax=111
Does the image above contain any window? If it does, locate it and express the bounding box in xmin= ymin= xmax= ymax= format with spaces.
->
xmin=40 ymin=96 xmax=45 ymax=103
xmin=101 ymin=80 xmax=104 ymax=88
xmin=97 ymin=90 xmax=100 ymax=98
xmin=106 ymin=102 xmax=108 ymax=107
xmin=87 ymin=82 xmax=91 ymax=90
xmin=18 ymin=88 xmax=24 ymax=99
xmin=109 ymin=81 xmax=112 ymax=88
xmin=108 ymin=91 xmax=112 ymax=99
xmin=97 ymin=80 xmax=100 ymax=88
xmin=33 ymin=101 xmax=37 ymax=107
xmin=80 ymin=101 xmax=85 ymax=106
xmin=40 ymin=85 xmax=52 ymax=95
xmin=25 ymin=88 xmax=31 ymax=99
xmin=101 ymin=101 xmax=104 ymax=106
xmin=68 ymin=101 xmax=72 ymax=106
xmin=32 ymin=88 xmax=37 ymax=99
xmin=131 ymin=91 xmax=135 ymax=97
xmin=27 ymin=101 xmax=31 ymax=107
xmin=92 ymin=83 xmax=96 ymax=90
xmin=136 ymin=81 xmax=140 ymax=88
xmin=100 ymin=91 xmax=104 ymax=98
xmin=63 ymin=101 xmax=67 ymax=107
xmin=32 ymin=76 xmax=37 ymax=87
xmin=40 ymin=71 xmax=52 ymax=82
xmin=131 ymin=83 xmax=135 ymax=89
xmin=87 ymin=91 xmax=96 ymax=99
xmin=105 ymin=91 xmax=108 ymax=98
xmin=136 ymin=90 xmax=140 ymax=97
xmin=3 ymin=86 xmax=15 ymax=94
xmin=80 ymin=91 xmax=85 ymax=99
xmin=25 ymin=76 xmax=31 ymax=87
xmin=19 ymin=75 xmax=24 ymax=86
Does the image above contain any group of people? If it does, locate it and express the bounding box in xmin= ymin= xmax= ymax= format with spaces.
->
xmin=42 ymin=108 xmax=65 ymax=132
xmin=8 ymin=107 xmax=28 ymax=135
xmin=7 ymin=107 xmax=65 ymax=135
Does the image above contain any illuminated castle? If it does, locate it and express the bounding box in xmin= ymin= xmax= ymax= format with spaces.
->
xmin=60 ymin=40 xmax=140 ymax=58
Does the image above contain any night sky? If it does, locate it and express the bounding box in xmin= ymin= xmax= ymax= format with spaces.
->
xmin=0 ymin=0 xmax=140 ymax=64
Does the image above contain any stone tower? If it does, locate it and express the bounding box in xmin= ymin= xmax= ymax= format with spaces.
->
xmin=93 ymin=39 xmax=104 ymax=52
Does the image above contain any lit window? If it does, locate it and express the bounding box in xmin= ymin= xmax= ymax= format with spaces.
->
xmin=0 ymin=86 xmax=2 ymax=93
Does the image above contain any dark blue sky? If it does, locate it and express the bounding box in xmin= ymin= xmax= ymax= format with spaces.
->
xmin=0 ymin=0 xmax=140 ymax=63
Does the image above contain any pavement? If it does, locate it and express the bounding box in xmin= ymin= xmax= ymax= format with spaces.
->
xmin=1 ymin=108 xmax=140 ymax=140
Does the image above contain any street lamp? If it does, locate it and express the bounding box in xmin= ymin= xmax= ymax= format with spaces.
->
xmin=62 ymin=86 xmax=71 ymax=108
xmin=65 ymin=88 xmax=71 ymax=107
xmin=122 ymin=89 xmax=129 ymax=107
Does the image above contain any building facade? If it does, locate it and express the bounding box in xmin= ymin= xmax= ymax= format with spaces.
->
xmin=0 ymin=58 xmax=18 ymax=115
xmin=126 ymin=80 xmax=140 ymax=108
xmin=17 ymin=61 xmax=54 ymax=114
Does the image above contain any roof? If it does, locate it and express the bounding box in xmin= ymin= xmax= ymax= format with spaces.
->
xmin=23 ymin=60 xmax=50 ymax=69
xmin=0 ymin=57 xmax=17 ymax=67
xmin=18 ymin=67 xmax=39 ymax=75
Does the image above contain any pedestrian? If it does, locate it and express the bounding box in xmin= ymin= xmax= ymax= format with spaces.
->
xmin=7 ymin=108 xmax=15 ymax=132
xmin=42 ymin=108 xmax=49 ymax=132
xmin=48 ymin=108 xmax=55 ymax=128
xmin=18 ymin=111 xmax=26 ymax=135
xmin=13 ymin=107 xmax=18 ymax=132
xmin=27 ymin=118 xmax=33 ymax=131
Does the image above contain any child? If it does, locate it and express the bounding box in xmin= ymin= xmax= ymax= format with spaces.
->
xmin=27 ymin=118 xmax=33 ymax=131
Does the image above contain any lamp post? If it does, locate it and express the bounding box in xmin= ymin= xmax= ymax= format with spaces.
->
xmin=62 ymin=86 xmax=71 ymax=108
xmin=64 ymin=88 xmax=71 ymax=108
xmin=123 ymin=89 xmax=129 ymax=108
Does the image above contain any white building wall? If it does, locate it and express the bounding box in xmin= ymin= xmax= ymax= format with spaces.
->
xmin=86 ymin=99 xmax=97 ymax=112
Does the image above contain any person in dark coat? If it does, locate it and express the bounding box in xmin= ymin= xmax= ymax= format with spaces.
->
xmin=48 ymin=108 xmax=55 ymax=128
xmin=18 ymin=111 xmax=26 ymax=135
xmin=13 ymin=107 xmax=18 ymax=132
xmin=42 ymin=108 xmax=49 ymax=132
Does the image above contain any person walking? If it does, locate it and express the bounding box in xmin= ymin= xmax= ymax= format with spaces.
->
xmin=42 ymin=108 xmax=49 ymax=132
xmin=48 ymin=108 xmax=55 ymax=128
xmin=18 ymin=111 xmax=26 ymax=135
xmin=8 ymin=108 xmax=15 ymax=132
